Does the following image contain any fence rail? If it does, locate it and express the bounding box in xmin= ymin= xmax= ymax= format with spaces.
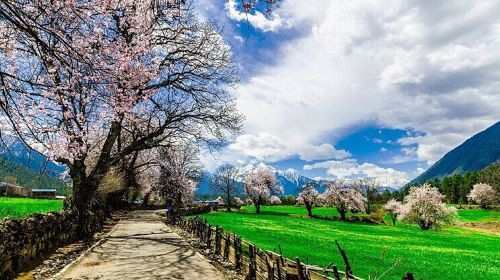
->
xmin=172 ymin=216 xmax=364 ymax=280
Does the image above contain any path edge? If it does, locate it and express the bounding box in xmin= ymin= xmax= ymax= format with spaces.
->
xmin=50 ymin=220 xmax=121 ymax=280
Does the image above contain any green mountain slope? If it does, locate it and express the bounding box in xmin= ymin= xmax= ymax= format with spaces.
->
xmin=412 ymin=121 xmax=500 ymax=184
xmin=0 ymin=156 xmax=67 ymax=194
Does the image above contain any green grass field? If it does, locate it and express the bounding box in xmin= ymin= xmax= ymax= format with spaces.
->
xmin=0 ymin=197 xmax=63 ymax=219
xmin=201 ymin=205 xmax=500 ymax=280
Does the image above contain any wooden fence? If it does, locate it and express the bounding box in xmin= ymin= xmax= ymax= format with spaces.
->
xmin=173 ymin=216 xmax=367 ymax=280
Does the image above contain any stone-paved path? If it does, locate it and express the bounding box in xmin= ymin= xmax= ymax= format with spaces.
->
xmin=56 ymin=210 xmax=224 ymax=280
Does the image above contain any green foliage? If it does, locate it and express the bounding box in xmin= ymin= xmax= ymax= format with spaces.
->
xmin=0 ymin=197 xmax=63 ymax=219
xmin=201 ymin=205 xmax=500 ymax=280
xmin=280 ymin=195 xmax=297 ymax=205
xmin=402 ymin=163 xmax=500 ymax=204
xmin=0 ymin=156 xmax=67 ymax=194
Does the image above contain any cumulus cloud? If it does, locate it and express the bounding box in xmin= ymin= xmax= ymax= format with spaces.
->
xmin=225 ymin=0 xmax=286 ymax=32
xmin=304 ymin=159 xmax=410 ymax=187
xmin=232 ymin=0 xmax=500 ymax=166
xmin=200 ymin=132 xmax=351 ymax=170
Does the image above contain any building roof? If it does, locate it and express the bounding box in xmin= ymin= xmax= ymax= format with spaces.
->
xmin=31 ymin=189 xmax=57 ymax=192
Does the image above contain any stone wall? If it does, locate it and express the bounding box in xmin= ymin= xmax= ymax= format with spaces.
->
xmin=0 ymin=210 xmax=105 ymax=279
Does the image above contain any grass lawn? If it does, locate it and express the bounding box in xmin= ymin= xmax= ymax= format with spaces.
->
xmin=456 ymin=208 xmax=500 ymax=222
xmin=0 ymin=197 xmax=63 ymax=219
xmin=201 ymin=205 xmax=500 ymax=280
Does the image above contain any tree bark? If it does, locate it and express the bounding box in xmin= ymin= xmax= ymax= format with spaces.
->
xmin=338 ymin=208 xmax=346 ymax=221
xmin=226 ymin=190 xmax=231 ymax=212
xmin=306 ymin=204 xmax=313 ymax=217
xmin=255 ymin=199 xmax=261 ymax=214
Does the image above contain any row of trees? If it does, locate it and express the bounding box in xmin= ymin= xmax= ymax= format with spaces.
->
xmin=402 ymin=164 xmax=500 ymax=204
xmin=0 ymin=0 xmax=242 ymax=235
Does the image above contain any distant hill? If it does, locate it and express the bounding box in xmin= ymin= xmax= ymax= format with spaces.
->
xmin=0 ymin=135 xmax=66 ymax=177
xmin=0 ymin=156 xmax=67 ymax=193
xmin=0 ymin=135 xmax=67 ymax=194
xmin=411 ymin=121 xmax=500 ymax=184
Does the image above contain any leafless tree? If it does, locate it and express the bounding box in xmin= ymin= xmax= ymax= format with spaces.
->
xmin=211 ymin=164 xmax=240 ymax=211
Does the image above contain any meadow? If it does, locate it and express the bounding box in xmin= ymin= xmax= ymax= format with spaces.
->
xmin=201 ymin=205 xmax=500 ymax=280
xmin=0 ymin=197 xmax=63 ymax=219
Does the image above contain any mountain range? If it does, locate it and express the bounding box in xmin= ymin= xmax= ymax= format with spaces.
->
xmin=411 ymin=121 xmax=500 ymax=184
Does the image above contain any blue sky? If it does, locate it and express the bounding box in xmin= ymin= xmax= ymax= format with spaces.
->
xmin=196 ymin=0 xmax=500 ymax=187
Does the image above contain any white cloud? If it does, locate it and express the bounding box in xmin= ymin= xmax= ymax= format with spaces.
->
xmin=232 ymin=0 xmax=500 ymax=167
xmin=304 ymin=159 xmax=410 ymax=187
xmin=297 ymin=143 xmax=350 ymax=161
xmin=225 ymin=0 xmax=286 ymax=32
xmin=200 ymin=133 xmax=350 ymax=171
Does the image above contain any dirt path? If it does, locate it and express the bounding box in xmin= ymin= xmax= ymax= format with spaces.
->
xmin=55 ymin=210 xmax=224 ymax=280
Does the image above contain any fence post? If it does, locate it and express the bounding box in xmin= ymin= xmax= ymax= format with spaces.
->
xmin=296 ymin=257 xmax=305 ymax=280
xmin=247 ymin=244 xmax=257 ymax=280
xmin=265 ymin=254 xmax=274 ymax=280
xmin=215 ymin=226 xmax=222 ymax=256
xmin=223 ymin=233 xmax=230 ymax=260
xmin=276 ymin=256 xmax=283 ymax=280
xmin=206 ymin=225 xmax=212 ymax=248
xmin=335 ymin=241 xmax=353 ymax=279
xmin=235 ymin=236 xmax=242 ymax=270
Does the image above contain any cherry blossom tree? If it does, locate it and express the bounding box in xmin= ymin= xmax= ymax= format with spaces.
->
xmin=156 ymin=142 xmax=200 ymax=220
xmin=244 ymin=167 xmax=282 ymax=214
xmin=233 ymin=197 xmax=244 ymax=207
xmin=399 ymin=184 xmax=456 ymax=230
xmin=211 ymin=164 xmax=240 ymax=211
xmin=270 ymin=195 xmax=281 ymax=205
xmin=322 ymin=182 xmax=366 ymax=221
xmin=384 ymin=199 xmax=402 ymax=226
xmin=297 ymin=184 xmax=319 ymax=217
xmin=467 ymin=183 xmax=497 ymax=209
xmin=0 ymin=0 xmax=241 ymax=234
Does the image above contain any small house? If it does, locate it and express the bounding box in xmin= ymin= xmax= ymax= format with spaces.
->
xmin=31 ymin=189 xmax=57 ymax=199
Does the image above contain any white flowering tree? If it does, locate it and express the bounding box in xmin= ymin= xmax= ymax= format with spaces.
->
xmin=384 ymin=199 xmax=403 ymax=226
xmin=297 ymin=184 xmax=320 ymax=217
xmin=467 ymin=183 xmax=497 ymax=209
xmin=399 ymin=184 xmax=456 ymax=230
xmin=244 ymin=167 xmax=282 ymax=214
xmin=270 ymin=195 xmax=282 ymax=205
xmin=233 ymin=197 xmax=244 ymax=207
xmin=0 ymin=1 xmax=241 ymax=234
xmin=322 ymin=182 xmax=366 ymax=221
xmin=156 ymin=142 xmax=200 ymax=220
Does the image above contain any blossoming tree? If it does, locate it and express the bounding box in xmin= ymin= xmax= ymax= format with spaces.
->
xmin=244 ymin=167 xmax=282 ymax=214
xmin=399 ymin=184 xmax=456 ymax=230
xmin=322 ymin=182 xmax=366 ymax=221
xmin=0 ymin=0 xmax=241 ymax=234
xmin=297 ymin=184 xmax=320 ymax=217
xmin=157 ymin=142 xmax=200 ymax=220
xmin=467 ymin=183 xmax=497 ymax=209
xmin=383 ymin=199 xmax=403 ymax=226
xmin=270 ymin=195 xmax=282 ymax=205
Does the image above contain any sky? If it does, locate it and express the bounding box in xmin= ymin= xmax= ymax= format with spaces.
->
xmin=194 ymin=0 xmax=500 ymax=187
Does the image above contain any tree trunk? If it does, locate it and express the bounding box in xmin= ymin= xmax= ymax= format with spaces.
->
xmin=70 ymin=160 xmax=103 ymax=238
xmin=255 ymin=200 xmax=261 ymax=214
xmin=226 ymin=190 xmax=231 ymax=212
xmin=391 ymin=214 xmax=397 ymax=226
xmin=306 ymin=204 xmax=313 ymax=217
xmin=338 ymin=208 xmax=346 ymax=221
xmin=419 ymin=220 xmax=432 ymax=230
